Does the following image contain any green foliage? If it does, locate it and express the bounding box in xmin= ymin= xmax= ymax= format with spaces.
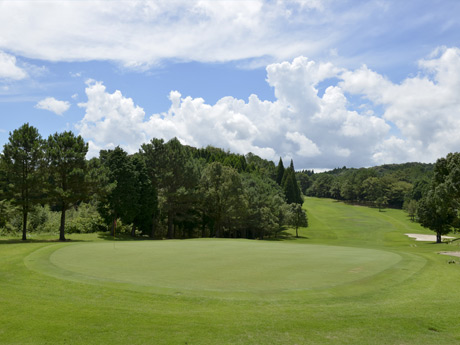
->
xmin=296 ymin=171 xmax=311 ymax=195
xmin=307 ymin=163 xmax=432 ymax=209
xmin=417 ymin=152 xmax=460 ymax=242
xmin=275 ymin=157 xmax=285 ymax=185
xmin=2 ymin=124 xmax=305 ymax=241
xmin=99 ymin=146 xmax=139 ymax=235
xmin=192 ymin=145 xmax=248 ymax=172
xmin=403 ymin=199 xmax=417 ymax=221
xmin=281 ymin=160 xmax=303 ymax=204
xmin=1 ymin=123 xmax=45 ymax=240
xmin=200 ymin=162 xmax=246 ymax=238
xmin=245 ymin=152 xmax=276 ymax=179
xmin=288 ymin=203 xmax=308 ymax=237
xmin=46 ymin=131 xmax=89 ymax=241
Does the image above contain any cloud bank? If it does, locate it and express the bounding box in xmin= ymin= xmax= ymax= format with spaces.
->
xmin=77 ymin=47 xmax=460 ymax=169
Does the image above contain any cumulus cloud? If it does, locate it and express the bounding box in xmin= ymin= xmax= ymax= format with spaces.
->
xmin=77 ymin=56 xmax=391 ymax=169
xmin=76 ymin=48 xmax=460 ymax=168
xmin=341 ymin=47 xmax=460 ymax=164
xmin=35 ymin=97 xmax=70 ymax=115
xmin=0 ymin=51 xmax=27 ymax=80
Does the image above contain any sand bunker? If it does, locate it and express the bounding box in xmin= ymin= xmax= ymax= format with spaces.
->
xmin=439 ymin=251 xmax=460 ymax=257
xmin=405 ymin=233 xmax=456 ymax=242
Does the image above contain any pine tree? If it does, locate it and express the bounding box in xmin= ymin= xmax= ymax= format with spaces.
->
xmin=281 ymin=160 xmax=303 ymax=205
xmin=46 ymin=131 xmax=88 ymax=241
xmin=276 ymin=157 xmax=285 ymax=185
xmin=99 ymin=146 xmax=138 ymax=237
xmin=2 ymin=123 xmax=45 ymax=240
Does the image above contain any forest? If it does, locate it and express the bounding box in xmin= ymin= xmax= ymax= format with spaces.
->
xmin=2 ymin=123 xmax=460 ymax=244
xmin=0 ymin=123 xmax=307 ymax=241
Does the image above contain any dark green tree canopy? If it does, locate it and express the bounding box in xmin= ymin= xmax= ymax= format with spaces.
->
xmin=1 ymin=123 xmax=44 ymax=240
xmin=276 ymin=157 xmax=285 ymax=185
xmin=47 ymin=131 xmax=88 ymax=241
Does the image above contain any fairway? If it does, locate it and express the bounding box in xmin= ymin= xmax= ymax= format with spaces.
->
xmin=26 ymin=240 xmax=401 ymax=295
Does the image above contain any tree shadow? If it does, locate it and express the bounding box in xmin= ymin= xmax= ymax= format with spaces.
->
xmin=97 ymin=232 xmax=159 ymax=242
xmin=264 ymin=230 xmax=309 ymax=241
xmin=0 ymin=238 xmax=87 ymax=244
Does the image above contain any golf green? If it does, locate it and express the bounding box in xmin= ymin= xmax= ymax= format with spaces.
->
xmin=26 ymin=240 xmax=401 ymax=296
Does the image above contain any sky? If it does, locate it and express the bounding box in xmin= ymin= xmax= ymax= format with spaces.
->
xmin=1 ymin=0 xmax=460 ymax=170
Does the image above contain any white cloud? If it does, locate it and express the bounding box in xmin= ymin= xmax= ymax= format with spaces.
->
xmin=75 ymin=48 xmax=460 ymax=168
xmin=77 ymin=80 xmax=148 ymax=153
xmin=77 ymin=56 xmax=390 ymax=169
xmin=0 ymin=51 xmax=27 ymax=80
xmin=0 ymin=1 xmax=349 ymax=68
xmin=341 ymin=47 xmax=460 ymax=164
xmin=35 ymin=97 xmax=70 ymax=115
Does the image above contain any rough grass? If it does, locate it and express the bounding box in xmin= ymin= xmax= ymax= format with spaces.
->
xmin=1 ymin=197 xmax=460 ymax=344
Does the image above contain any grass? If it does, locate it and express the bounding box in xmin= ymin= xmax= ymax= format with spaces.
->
xmin=1 ymin=197 xmax=460 ymax=344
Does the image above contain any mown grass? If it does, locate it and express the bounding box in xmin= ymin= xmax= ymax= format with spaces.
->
xmin=1 ymin=197 xmax=460 ymax=344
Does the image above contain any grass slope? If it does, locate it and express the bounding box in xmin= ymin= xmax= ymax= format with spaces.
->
xmin=1 ymin=197 xmax=460 ymax=344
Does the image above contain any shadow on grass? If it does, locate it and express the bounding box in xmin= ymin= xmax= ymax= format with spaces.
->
xmin=264 ymin=229 xmax=309 ymax=242
xmin=0 ymin=238 xmax=87 ymax=244
xmin=98 ymin=232 xmax=159 ymax=242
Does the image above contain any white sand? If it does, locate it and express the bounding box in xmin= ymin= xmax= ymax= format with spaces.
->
xmin=439 ymin=251 xmax=460 ymax=257
xmin=405 ymin=233 xmax=456 ymax=242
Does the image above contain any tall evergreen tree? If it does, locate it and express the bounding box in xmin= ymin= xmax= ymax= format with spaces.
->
xmin=281 ymin=160 xmax=303 ymax=205
xmin=275 ymin=157 xmax=285 ymax=185
xmin=47 ymin=131 xmax=88 ymax=241
xmin=1 ymin=123 xmax=44 ymax=240
xmin=131 ymin=154 xmax=158 ymax=237
xmin=99 ymin=147 xmax=138 ymax=237
xmin=142 ymin=138 xmax=199 ymax=239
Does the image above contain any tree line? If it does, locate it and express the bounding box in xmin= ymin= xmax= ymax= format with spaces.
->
xmin=0 ymin=123 xmax=307 ymax=241
xmin=298 ymin=162 xmax=433 ymax=212
xmin=295 ymin=156 xmax=460 ymax=243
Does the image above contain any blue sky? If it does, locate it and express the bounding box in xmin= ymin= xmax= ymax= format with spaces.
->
xmin=1 ymin=0 xmax=460 ymax=169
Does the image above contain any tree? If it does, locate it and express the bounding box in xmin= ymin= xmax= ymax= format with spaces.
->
xmin=275 ymin=157 xmax=285 ymax=185
xmin=296 ymin=171 xmax=311 ymax=196
xmin=375 ymin=196 xmax=388 ymax=212
xmin=403 ymin=199 xmax=417 ymax=221
xmin=242 ymin=173 xmax=285 ymax=239
xmin=417 ymin=186 xmax=456 ymax=243
xmin=1 ymin=124 xmax=44 ymax=240
xmin=310 ymin=174 xmax=334 ymax=198
xmin=46 ymin=131 xmax=88 ymax=241
xmin=362 ymin=177 xmax=384 ymax=204
xmin=289 ymin=203 xmax=308 ymax=238
xmin=417 ymin=152 xmax=460 ymax=243
xmin=131 ymin=154 xmax=158 ymax=237
xmin=142 ymin=138 xmax=200 ymax=239
xmin=282 ymin=160 xmax=303 ymax=204
xmin=98 ymin=147 xmax=138 ymax=237
xmin=200 ymin=162 xmax=246 ymax=238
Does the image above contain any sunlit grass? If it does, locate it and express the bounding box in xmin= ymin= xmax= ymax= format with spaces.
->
xmin=1 ymin=197 xmax=460 ymax=344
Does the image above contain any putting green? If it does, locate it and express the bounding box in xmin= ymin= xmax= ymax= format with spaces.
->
xmin=26 ymin=239 xmax=401 ymax=296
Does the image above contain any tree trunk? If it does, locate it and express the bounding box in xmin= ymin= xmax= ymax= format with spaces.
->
xmin=436 ymin=232 xmax=442 ymax=243
xmin=131 ymin=223 xmax=136 ymax=237
xmin=296 ymin=226 xmax=299 ymax=238
xmin=22 ymin=207 xmax=27 ymax=241
xmin=59 ymin=208 xmax=66 ymax=241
